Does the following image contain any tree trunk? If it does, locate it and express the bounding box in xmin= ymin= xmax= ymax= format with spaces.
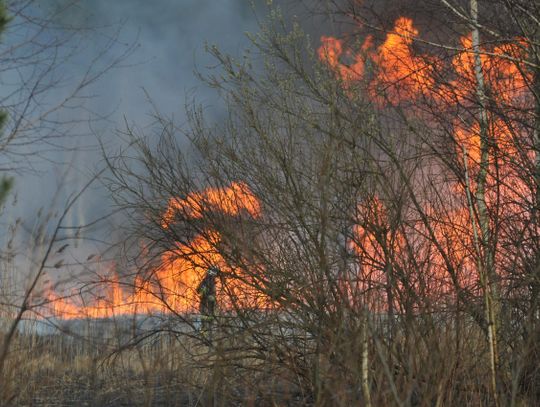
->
xmin=470 ymin=1 xmax=500 ymax=405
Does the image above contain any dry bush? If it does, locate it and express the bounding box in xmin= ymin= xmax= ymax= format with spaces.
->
xmin=102 ymin=2 xmax=540 ymax=405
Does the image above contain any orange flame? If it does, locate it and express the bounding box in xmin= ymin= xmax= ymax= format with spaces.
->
xmin=41 ymin=17 xmax=535 ymax=319
xmin=43 ymin=182 xmax=266 ymax=320
xmin=320 ymin=17 xmax=534 ymax=308
xmin=318 ymin=36 xmax=365 ymax=82
xmin=161 ymin=181 xmax=260 ymax=227
xmin=318 ymin=18 xmax=436 ymax=103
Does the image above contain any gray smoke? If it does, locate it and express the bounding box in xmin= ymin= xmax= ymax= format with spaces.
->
xmin=3 ymin=0 xmax=265 ymax=248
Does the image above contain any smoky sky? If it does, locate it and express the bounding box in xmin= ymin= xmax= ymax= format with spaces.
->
xmin=3 ymin=0 xmax=267 ymax=247
xmin=71 ymin=0 xmax=264 ymax=123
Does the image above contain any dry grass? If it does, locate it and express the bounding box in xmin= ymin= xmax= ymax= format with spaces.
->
xmin=0 ymin=311 xmax=539 ymax=406
xmin=0 ymin=317 xmax=303 ymax=406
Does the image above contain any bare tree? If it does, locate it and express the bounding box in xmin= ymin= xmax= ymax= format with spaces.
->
xmin=0 ymin=0 xmax=136 ymax=172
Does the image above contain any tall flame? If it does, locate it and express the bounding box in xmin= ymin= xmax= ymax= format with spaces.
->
xmin=320 ymin=16 xmax=535 ymax=309
xmin=40 ymin=17 xmax=535 ymax=319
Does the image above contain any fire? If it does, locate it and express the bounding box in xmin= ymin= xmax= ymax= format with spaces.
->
xmin=41 ymin=16 xmax=535 ymax=320
xmin=161 ymin=181 xmax=260 ymax=227
xmin=320 ymin=16 xmax=535 ymax=308
xmin=369 ymin=17 xmax=436 ymax=104
xmin=43 ymin=182 xmax=265 ymax=319
xmin=349 ymin=197 xmax=478 ymax=312
xmin=318 ymin=17 xmax=529 ymax=109
xmin=318 ymin=36 xmax=365 ymax=82
xmin=318 ymin=17 xmax=436 ymax=103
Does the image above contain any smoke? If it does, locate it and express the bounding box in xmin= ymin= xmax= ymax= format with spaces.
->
xmin=76 ymin=0 xmax=262 ymax=123
xmin=2 ymin=1 xmax=264 ymax=234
